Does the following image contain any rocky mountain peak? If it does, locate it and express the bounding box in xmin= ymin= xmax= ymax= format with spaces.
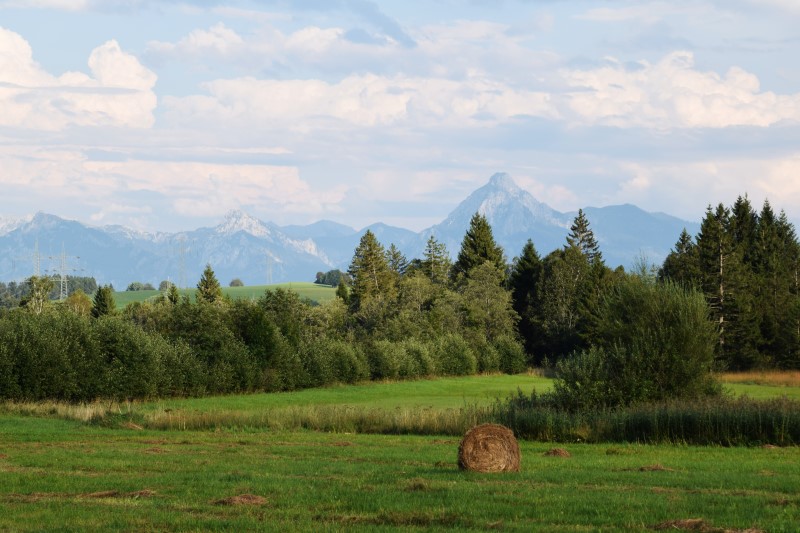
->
xmin=216 ymin=210 xmax=272 ymax=238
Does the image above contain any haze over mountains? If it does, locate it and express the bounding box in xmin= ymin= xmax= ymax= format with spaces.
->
xmin=0 ymin=174 xmax=698 ymax=288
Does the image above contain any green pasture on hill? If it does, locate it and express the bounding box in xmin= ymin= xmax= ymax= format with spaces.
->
xmin=0 ymin=416 xmax=797 ymax=532
xmin=112 ymin=282 xmax=336 ymax=308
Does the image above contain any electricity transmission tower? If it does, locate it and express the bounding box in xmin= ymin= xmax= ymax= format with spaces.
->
xmin=46 ymin=244 xmax=81 ymax=300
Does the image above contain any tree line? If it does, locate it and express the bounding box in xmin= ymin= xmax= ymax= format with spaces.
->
xmin=0 ymin=197 xmax=797 ymax=403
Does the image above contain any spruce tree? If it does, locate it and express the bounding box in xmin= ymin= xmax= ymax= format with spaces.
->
xmin=566 ymin=209 xmax=603 ymax=266
xmin=509 ymin=240 xmax=543 ymax=361
xmin=696 ymin=204 xmax=759 ymax=368
xmin=386 ymin=243 xmax=409 ymax=279
xmin=659 ymin=228 xmax=701 ymax=287
xmin=91 ymin=285 xmax=115 ymax=318
xmin=196 ymin=263 xmax=223 ymax=304
xmin=452 ymin=212 xmax=505 ymax=282
xmin=348 ymin=230 xmax=396 ymax=310
xmin=421 ymin=235 xmax=451 ymax=286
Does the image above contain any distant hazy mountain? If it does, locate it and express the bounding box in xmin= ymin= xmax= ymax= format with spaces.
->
xmin=0 ymin=174 xmax=699 ymax=287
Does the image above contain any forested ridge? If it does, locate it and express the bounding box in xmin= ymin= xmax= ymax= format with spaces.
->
xmin=1 ymin=197 xmax=798 ymax=402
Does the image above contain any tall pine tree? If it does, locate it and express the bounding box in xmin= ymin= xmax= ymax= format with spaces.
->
xmin=348 ymin=230 xmax=396 ymax=310
xmin=566 ymin=209 xmax=603 ymax=266
xmin=659 ymin=228 xmax=701 ymax=287
xmin=509 ymin=239 xmax=544 ymax=362
xmin=420 ymin=235 xmax=451 ymax=286
xmin=196 ymin=264 xmax=223 ymax=304
xmin=452 ymin=212 xmax=506 ymax=283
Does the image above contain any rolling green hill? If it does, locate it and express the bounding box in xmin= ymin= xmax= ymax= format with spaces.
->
xmin=112 ymin=282 xmax=336 ymax=308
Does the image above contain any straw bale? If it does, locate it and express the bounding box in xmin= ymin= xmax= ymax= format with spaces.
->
xmin=457 ymin=423 xmax=520 ymax=473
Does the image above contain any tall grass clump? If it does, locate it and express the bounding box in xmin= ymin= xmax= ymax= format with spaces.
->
xmin=493 ymin=391 xmax=800 ymax=445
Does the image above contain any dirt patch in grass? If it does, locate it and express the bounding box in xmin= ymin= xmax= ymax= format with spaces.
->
xmin=331 ymin=441 xmax=354 ymax=447
xmin=431 ymin=439 xmax=458 ymax=445
xmin=0 ymin=453 xmax=8 ymax=459
xmin=327 ymin=510 xmax=468 ymax=528
xmin=82 ymin=490 xmax=121 ymax=498
xmin=212 ymin=494 xmax=268 ymax=506
xmin=638 ymin=464 xmax=675 ymax=472
xmin=145 ymin=447 xmax=167 ymax=454
xmin=651 ymin=519 xmax=764 ymax=532
xmin=128 ymin=490 xmax=156 ymax=499
xmin=543 ymin=448 xmax=571 ymax=458
xmin=121 ymin=422 xmax=143 ymax=431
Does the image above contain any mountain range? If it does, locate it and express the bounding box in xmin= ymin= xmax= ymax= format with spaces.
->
xmin=0 ymin=173 xmax=699 ymax=288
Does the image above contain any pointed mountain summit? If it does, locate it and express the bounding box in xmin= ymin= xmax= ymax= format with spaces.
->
xmin=423 ymin=173 xmax=571 ymax=260
xmin=216 ymin=210 xmax=274 ymax=238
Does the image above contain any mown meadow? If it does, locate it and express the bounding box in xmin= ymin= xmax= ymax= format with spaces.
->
xmin=1 ymin=374 xmax=798 ymax=532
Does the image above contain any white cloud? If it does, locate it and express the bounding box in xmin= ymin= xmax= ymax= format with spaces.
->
xmin=579 ymin=3 xmax=708 ymax=24
xmin=148 ymin=22 xmax=245 ymax=59
xmin=0 ymin=28 xmax=157 ymax=130
xmin=163 ymin=73 xmax=556 ymax=129
xmin=0 ymin=0 xmax=88 ymax=9
xmin=562 ymin=51 xmax=800 ymax=129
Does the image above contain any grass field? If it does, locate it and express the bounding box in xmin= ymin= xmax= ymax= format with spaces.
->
xmin=112 ymin=282 xmax=337 ymax=308
xmin=2 ymin=374 xmax=798 ymax=531
xmin=0 ymin=416 xmax=797 ymax=531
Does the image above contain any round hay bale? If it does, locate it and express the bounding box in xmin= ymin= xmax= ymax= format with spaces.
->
xmin=457 ymin=423 xmax=520 ymax=473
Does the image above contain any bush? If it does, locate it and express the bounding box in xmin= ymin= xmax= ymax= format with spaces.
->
xmin=433 ymin=334 xmax=477 ymax=376
xmin=553 ymin=276 xmax=720 ymax=410
xmin=94 ymin=316 xmax=165 ymax=401
xmin=366 ymin=340 xmax=402 ymax=380
xmin=0 ymin=310 xmax=100 ymax=402
xmin=402 ymin=339 xmax=435 ymax=377
xmin=495 ymin=335 xmax=527 ymax=374
xmin=471 ymin=336 xmax=500 ymax=373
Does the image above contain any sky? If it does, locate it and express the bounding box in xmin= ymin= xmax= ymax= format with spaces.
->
xmin=2 ymin=0 xmax=800 ymax=233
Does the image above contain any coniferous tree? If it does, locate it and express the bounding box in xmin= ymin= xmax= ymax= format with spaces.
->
xmin=695 ymin=204 xmax=760 ymax=368
xmin=566 ymin=209 xmax=603 ymax=266
xmin=659 ymin=228 xmax=701 ymax=287
xmin=509 ymin=240 xmax=544 ymax=361
xmin=196 ymin=264 xmax=223 ymax=304
xmin=91 ymin=285 xmax=115 ymax=318
xmin=420 ymin=235 xmax=451 ymax=286
xmin=386 ymin=243 xmax=409 ymax=279
xmin=167 ymin=284 xmax=180 ymax=305
xmin=452 ymin=212 xmax=506 ymax=282
xmin=348 ymin=230 xmax=396 ymax=311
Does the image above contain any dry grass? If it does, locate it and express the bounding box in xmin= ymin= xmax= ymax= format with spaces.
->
xmin=212 ymin=494 xmax=268 ymax=506
xmin=651 ymin=518 xmax=765 ymax=532
xmin=543 ymin=448 xmax=571 ymax=458
xmin=0 ymin=400 xmax=119 ymax=422
xmin=719 ymin=370 xmax=800 ymax=387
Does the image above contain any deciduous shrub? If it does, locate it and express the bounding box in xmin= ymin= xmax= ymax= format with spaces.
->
xmin=434 ymin=333 xmax=477 ymax=376
xmin=553 ymin=276 xmax=720 ymax=410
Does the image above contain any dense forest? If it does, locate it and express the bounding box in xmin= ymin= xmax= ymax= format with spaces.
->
xmin=0 ymin=197 xmax=798 ymax=402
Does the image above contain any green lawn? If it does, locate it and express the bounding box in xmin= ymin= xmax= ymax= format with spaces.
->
xmin=0 ymin=416 xmax=797 ymax=532
xmin=143 ymin=373 xmax=553 ymax=413
xmin=112 ymin=282 xmax=336 ymax=308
